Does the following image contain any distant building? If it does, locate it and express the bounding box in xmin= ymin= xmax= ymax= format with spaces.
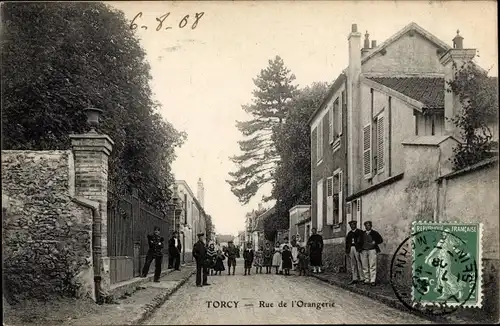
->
xmin=289 ymin=205 xmax=311 ymax=246
xmin=217 ymin=234 xmax=234 ymax=249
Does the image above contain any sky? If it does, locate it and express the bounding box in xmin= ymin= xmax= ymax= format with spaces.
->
xmin=109 ymin=1 xmax=498 ymax=236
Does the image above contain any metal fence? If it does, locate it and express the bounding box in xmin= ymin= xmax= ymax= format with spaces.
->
xmin=107 ymin=189 xmax=172 ymax=284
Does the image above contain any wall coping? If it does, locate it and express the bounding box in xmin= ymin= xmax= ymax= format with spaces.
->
xmin=435 ymin=156 xmax=499 ymax=182
xmin=69 ymin=133 xmax=115 ymax=145
xmin=346 ymin=173 xmax=405 ymax=202
xmin=401 ymin=135 xmax=460 ymax=147
xmin=289 ymin=205 xmax=311 ymax=213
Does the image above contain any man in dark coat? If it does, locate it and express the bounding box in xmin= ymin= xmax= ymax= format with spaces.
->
xmin=141 ymin=226 xmax=164 ymax=282
xmin=225 ymin=241 xmax=238 ymax=275
xmin=307 ymin=227 xmax=324 ymax=273
xmin=193 ymin=233 xmax=210 ymax=287
xmin=243 ymin=242 xmax=254 ymax=275
xmin=359 ymin=221 xmax=384 ymax=286
xmin=168 ymin=231 xmax=182 ymax=271
xmin=345 ymin=220 xmax=364 ymax=284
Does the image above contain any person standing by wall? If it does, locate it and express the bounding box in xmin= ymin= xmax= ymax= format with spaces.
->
xmin=193 ymin=233 xmax=210 ymax=287
xmin=307 ymin=228 xmax=324 ymax=273
xmin=345 ymin=220 xmax=364 ymax=284
xmin=359 ymin=221 xmax=384 ymax=286
xmin=168 ymin=231 xmax=182 ymax=271
xmin=141 ymin=226 xmax=164 ymax=282
xmin=225 ymin=241 xmax=237 ymax=275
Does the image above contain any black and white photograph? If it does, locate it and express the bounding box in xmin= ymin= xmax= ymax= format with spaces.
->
xmin=1 ymin=1 xmax=498 ymax=325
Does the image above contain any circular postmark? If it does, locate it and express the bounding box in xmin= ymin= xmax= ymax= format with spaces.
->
xmin=390 ymin=228 xmax=478 ymax=317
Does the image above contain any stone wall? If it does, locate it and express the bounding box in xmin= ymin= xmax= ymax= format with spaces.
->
xmin=2 ymin=151 xmax=95 ymax=303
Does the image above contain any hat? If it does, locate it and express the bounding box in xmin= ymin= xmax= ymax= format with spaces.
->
xmin=197 ymin=233 xmax=205 ymax=237
xmin=348 ymin=220 xmax=357 ymax=225
xmin=364 ymin=221 xmax=372 ymax=226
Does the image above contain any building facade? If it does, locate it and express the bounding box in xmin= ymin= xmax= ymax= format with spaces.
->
xmin=309 ymin=22 xmax=498 ymax=280
xmin=309 ymin=73 xmax=349 ymax=270
xmin=175 ymin=179 xmax=207 ymax=263
xmin=289 ymin=205 xmax=311 ymax=246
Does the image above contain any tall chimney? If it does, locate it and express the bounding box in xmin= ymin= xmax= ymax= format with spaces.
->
xmin=371 ymin=40 xmax=377 ymax=48
xmin=361 ymin=31 xmax=371 ymax=57
xmin=347 ymin=24 xmax=362 ymax=196
xmin=197 ymin=178 xmax=204 ymax=208
xmin=439 ymin=30 xmax=476 ymax=136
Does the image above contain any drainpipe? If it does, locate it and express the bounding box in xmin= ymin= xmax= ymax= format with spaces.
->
xmin=71 ymin=197 xmax=103 ymax=303
xmin=91 ymin=204 xmax=104 ymax=304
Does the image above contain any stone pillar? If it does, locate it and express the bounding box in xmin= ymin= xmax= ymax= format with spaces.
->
xmin=70 ymin=133 xmax=114 ymax=295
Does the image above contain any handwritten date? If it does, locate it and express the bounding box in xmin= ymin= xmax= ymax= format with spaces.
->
xmin=130 ymin=12 xmax=205 ymax=31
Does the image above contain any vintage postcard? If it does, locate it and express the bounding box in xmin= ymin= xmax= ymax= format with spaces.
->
xmin=1 ymin=0 xmax=498 ymax=325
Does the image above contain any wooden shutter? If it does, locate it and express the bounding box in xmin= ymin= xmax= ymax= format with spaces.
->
xmin=338 ymin=171 xmax=343 ymax=224
xmin=340 ymin=91 xmax=345 ymax=136
xmin=377 ymin=114 xmax=385 ymax=172
xmin=345 ymin=201 xmax=352 ymax=235
xmin=363 ymin=124 xmax=372 ymax=179
xmin=329 ymin=105 xmax=334 ymax=144
xmin=326 ymin=177 xmax=333 ymax=225
xmin=316 ymin=179 xmax=323 ymax=231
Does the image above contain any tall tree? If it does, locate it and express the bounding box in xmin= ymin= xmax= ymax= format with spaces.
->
xmin=227 ymin=56 xmax=298 ymax=204
xmin=266 ymin=82 xmax=331 ymax=235
xmin=1 ymin=2 xmax=186 ymax=214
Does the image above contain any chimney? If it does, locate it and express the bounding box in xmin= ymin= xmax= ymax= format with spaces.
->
xmin=258 ymin=203 xmax=263 ymax=211
xmin=361 ymin=31 xmax=370 ymax=57
xmin=371 ymin=40 xmax=377 ymax=48
xmin=197 ymin=178 xmax=204 ymax=208
xmin=347 ymin=24 xmax=362 ymax=196
xmin=439 ymin=30 xmax=476 ymax=136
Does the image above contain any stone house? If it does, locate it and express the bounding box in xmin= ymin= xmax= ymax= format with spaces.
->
xmin=293 ymin=206 xmax=311 ymax=247
xmin=251 ymin=206 xmax=273 ymax=250
xmin=309 ymin=72 xmax=349 ymax=270
xmin=216 ymin=234 xmax=235 ymax=249
xmin=309 ymin=21 xmax=499 ymax=314
xmin=174 ymin=179 xmax=207 ymax=263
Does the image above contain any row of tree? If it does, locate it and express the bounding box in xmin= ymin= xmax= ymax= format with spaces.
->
xmin=1 ymin=2 xmax=186 ymax=216
xmin=227 ymin=56 xmax=330 ymax=239
xmin=229 ymin=55 xmax=498 ymax=240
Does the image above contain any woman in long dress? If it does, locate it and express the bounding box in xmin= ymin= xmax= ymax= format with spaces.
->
xmin=206 ymin=243 xmax=217 ymax=275
xmin=279 ymin=237 xmax=291 ymax=274
xmin=272 ymin=241 xmax=282 ymax=274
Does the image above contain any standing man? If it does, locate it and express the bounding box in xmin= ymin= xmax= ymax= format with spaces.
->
xmin=345 ymin=220 xmax=364 ymax=284
xmin=141 ymin=226 xmax=164 ymax=282
xmin=307 ymin=228 xmax=324 ymax=273
xmin=225 ymin=241 xmax=237 ymax=275
xmin=168 ymin=231 xmax=182 ymax=271
xmin=359 ymin=221 xmax=384 ymax=286
xmin=243 ymin=242 xmax=254 ymax=275
xmin=193 ymin=233 xmax=210 ymax=287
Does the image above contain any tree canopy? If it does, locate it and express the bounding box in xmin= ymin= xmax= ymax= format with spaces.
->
xmin=265 ymin=82 xmax=331 ymax=237
xmin=1 ymin=2 xmax=186 ymax=214
xmin=448 ymin=60 xmax=498 ymax=170
xmin=227 ymin=56 xmax=298 ymax=205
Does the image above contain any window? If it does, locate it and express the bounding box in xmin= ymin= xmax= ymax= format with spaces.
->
xmin=333 ymin=171 xmax=343 ymax=224
xmin=328 ymin=104 xmax=334 ymax=144
xmin=363 ymin=124 xmax=372 ymax=179
xmin=316 ymin=179 xmax=323 ymax=231
xmin=316 ymin=120 xmax=324 ymax=162
xmin=345 ymin=201 xmax=352 ymax=235
xmin=355 ymin=198 xmax=362 ymax=225
xmin=329 ymin=98 xmax=342 ymax=146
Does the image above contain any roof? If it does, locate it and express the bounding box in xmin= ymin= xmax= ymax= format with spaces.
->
xmin=308 ymin=72 xmax=347 ymax=124
xmin=367 ymin=77 xmax=445 ymax=109
xmin=217 ymin=234 xmax=234 ymax=243
xmin=361 ymin=22 xmax=451 ymax=64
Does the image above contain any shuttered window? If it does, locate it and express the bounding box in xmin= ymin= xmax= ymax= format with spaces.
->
xmin=338 ymin=171 xmax=343 ymax=224
xmin=363 ymin=124 xmax=372 ymax=178
xmin=326 ymin=177 xmax=334 ymax=225
xmin=377 ymin=114 xmax=385 ymax=172
xmin=317 ymin=120 xmax=323 ymax=162
xmin=345 ymin=201 xmax=352 ymax=235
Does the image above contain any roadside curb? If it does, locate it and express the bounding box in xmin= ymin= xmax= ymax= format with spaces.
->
xmin=310 ymin=273 xmax=455 ymax=324
xmin=131 ymin=268 xmax=196 ymax=325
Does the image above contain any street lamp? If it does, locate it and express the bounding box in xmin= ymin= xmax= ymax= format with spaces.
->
xmin=83 ymin=107 xmax=104 ymax=133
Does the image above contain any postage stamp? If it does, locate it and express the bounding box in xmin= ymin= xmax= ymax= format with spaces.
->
xmin=411 ymin=221 xmax=483 ymax=309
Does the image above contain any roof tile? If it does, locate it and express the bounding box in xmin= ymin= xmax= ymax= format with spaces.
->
xmin=368 ymin=77 xmax=445 ymax=109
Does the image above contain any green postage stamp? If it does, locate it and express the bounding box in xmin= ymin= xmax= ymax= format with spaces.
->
xmin=411 ymin=221 xmax=483 ymax=308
